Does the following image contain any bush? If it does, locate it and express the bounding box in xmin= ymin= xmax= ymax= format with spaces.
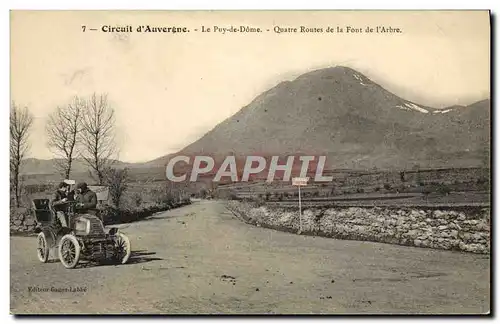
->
xmin=97 ymin=204 xmax=120 ymax=224
xmin=131 ymin=192 xmax=143 ymax=207
xmin=422 ymin=188 xmax=432 ymax=196
xmin=477 ymin=177 xmax=489 ymax=185
xmin=436 ymin=184 xmax=452 ymax=195
xmin=151 ymin=188 xmax=176 ymax=205
xmin=383 ymin=183 xmax=392 ymax=191
xmin=103 ymin=167 xmax=129 ymax=209
xmin=198 ymin=188 xmax=207 ymax=198
xmin=356 ymin=188 xmax=365 ymax=194
xmin=23 ymin=183 xmax=55 ymax=195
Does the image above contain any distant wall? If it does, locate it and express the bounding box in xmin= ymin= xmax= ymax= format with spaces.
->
xmin=226 ymin=201 xmax=490 ymax=254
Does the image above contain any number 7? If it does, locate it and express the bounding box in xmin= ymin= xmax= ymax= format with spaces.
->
xmin=82 ymin=25 xmax=86 ymax=32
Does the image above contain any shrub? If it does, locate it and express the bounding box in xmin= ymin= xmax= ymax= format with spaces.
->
xmin=477 ymin=177 xmax=489 ymax=185
xmin=356 ymin=188 xmax=364 ymax=194
xmin=97 ymin=204 xmax=120 ymax=224
xmin=151 ymin=188 xmax=176 ymax=205
xmin=383 ymin=183 xmax=392 ymax=191
xmin=422 ymin=188 xmax=432 ymax=196
xmin=103 ymin=167 xmax=129 ymax=209
xmin=131 ymin=192 xmax=143 ymax=207
xmin=436 ymin=184 xmax=452 ymax=195
xmin=23 ymin=183 xmax=55 ymax=195
xmin=198 ymin=188 xmax=207 ymax=198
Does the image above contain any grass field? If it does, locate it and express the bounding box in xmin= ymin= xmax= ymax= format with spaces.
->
xmin=212 ymin=167 xmax=490 ymax=208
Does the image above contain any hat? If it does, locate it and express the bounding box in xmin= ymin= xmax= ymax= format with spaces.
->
xmin=76 ymin=182 xmax=88 ymax=190
xmin=58 ymin=182 xmax=69 ymax=189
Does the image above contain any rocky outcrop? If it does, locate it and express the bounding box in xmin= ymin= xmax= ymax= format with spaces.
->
xmin=226 ymin=201 xmax=490 ymax=254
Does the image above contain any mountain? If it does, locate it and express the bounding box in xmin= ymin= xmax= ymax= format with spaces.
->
xmin=167 ymin=66 xmax=490 ymax=170
xmin=25 ymin=66 xmax=489 ymax=176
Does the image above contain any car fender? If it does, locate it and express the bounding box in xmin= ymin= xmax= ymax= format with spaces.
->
xmin=41 ymin=228 xmax=57 ymax=248
xmin=107 ymin=227 xmax=119 ymax=236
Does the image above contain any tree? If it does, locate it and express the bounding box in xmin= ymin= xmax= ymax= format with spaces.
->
xmin=46 ymin=96 xmax=83 ymax=178
xmin=10 ymin=102 xmax=33 ymax=207
xmin=103 ymin=167 xmax=129 ymax=209
xmin=80 ymin=93 xmax=117 ymax=185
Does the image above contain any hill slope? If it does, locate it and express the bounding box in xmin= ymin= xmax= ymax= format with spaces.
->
xmin=20 ymin=158 xmax=131 ymax=176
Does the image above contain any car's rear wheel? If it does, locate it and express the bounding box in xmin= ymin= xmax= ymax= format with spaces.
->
xmin=36 ymin=232 xmax=49 ymax=263
xmin=58 ymin=234 xmax=80 ymax=269
xmin=114 ymin=233 xmax=131 ymax=264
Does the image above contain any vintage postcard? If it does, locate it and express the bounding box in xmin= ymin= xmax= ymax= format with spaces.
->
xmin=10 ymin=10 xmax=490 ymax=315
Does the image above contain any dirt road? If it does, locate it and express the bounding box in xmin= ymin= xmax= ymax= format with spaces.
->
xmin=10 ymin=200 xmax=490 ymax=314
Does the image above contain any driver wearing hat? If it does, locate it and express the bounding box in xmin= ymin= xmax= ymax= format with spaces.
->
xmin=75 ymin=182 xmax=98 ymax=214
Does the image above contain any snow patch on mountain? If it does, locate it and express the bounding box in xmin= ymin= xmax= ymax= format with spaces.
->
xmin=405 ymin=102 xmax=429 ymax=114
xmin=432 ymin=109 xmax=453 ymax=114
xmin=395 ymin=102 xmax=430 ymax=113
xmin=353 ymin=73 xmax=367 ymax=86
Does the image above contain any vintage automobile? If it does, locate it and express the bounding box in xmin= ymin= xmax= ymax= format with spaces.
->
xmin=32 ymin=197 xmax=131 ymax=269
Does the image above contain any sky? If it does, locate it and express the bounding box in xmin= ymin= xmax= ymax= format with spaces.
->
xmin=10 ymin=10 xmax=490 ymax=163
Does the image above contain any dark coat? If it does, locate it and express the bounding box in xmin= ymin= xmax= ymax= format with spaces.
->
xmin=75 ymin=189 xmax=98 ymax=214
xmin=51 ymin=190 xmax=68 ymax=211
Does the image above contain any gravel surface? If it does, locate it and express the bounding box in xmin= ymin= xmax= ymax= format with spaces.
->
xmin=10 ymin=200 xmax=490 ymax=314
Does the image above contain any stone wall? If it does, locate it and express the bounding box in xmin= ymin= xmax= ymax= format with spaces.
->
xmin=10 ymin=208 xmax=37 ymax=234
xmin=226 ymin=201 xmax=490 ymax=254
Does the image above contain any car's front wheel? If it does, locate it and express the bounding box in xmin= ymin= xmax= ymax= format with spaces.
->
xmin=36 ymin=232 xmax=49 ymax=263
xmin=58 ymin=234 xmax=80 ymax=269
xmin=114 ymin=233 xmax=131 ymax=264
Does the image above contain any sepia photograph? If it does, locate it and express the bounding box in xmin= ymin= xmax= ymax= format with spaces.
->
xmin=9 ymin=10 xmax=490 ymax=315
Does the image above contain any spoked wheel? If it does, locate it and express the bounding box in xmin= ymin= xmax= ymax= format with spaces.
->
xmin=36 ymin=232 xmax=49 ymax=263
xmin=58 ymin=234 xmax=80 ymax=269
xmin=114 ymin=233 xmax=131 ymax=264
